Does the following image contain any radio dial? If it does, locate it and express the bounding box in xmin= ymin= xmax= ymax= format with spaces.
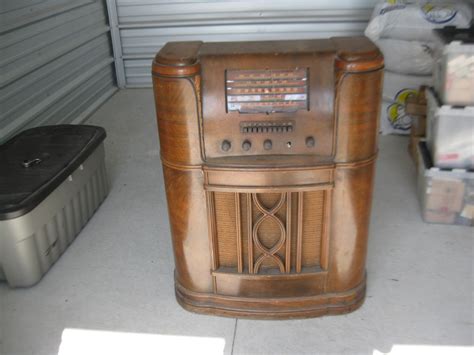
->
xmin=305 ymin=136 xmax=315 ymax=148
xmin=221 ymin=140 xmax=231 ymax=152
xmin=242 ymin=140 xmax=251 ymax=151
xmin=263 ymin=139 xmax=272 ymax=150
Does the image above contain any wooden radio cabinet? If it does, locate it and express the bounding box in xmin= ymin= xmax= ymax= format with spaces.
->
xmin=152 ymin=37 xmax=383 ymax=319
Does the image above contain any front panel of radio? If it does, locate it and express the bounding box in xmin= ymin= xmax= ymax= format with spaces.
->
xmin=201 ymin=52 xmax=335 ymax=158
xmin=152 ymin=37 xmax=384 ymax=319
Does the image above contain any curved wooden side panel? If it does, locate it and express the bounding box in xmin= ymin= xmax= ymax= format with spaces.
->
xmin=152 ymin=75 xmax=203 ymax=166
xmin=152 ymin=41 xmax=202 ymax=77
xmin=326 ymin=159 xmax=376 ymax=293
xmin=152 ymin=44 xmax=212 ymax=296
xmin=162 ymin=165 xmax=213 ymax=293
xmin=334 ymin=69 xmax=383 ymax=163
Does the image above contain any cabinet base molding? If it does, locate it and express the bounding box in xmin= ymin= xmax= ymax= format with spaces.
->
xmin=175 ymin=277 xmax=366 ymax=320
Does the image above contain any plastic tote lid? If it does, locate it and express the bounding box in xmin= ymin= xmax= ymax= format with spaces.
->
xmin=0 ymin=125 xmax=106 ymax=220
xmin=434 ymin=25 xmax=474 ymax=44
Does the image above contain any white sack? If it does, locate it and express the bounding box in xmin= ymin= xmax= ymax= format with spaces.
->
xmin=375 ymin=38 xmax=436 ymax=74
xmin=365 ymin=1 xmax=472 ymax=42
xmin=383 ymin=70 xmax=433 ymax=101
xmin=380 ymin=71 xmax=433 ymax=135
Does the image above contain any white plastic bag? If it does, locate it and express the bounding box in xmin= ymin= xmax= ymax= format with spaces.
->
xmin=380 ymin=71 xmax=433 ymax=135
xmin=375 ymin=38 xmax=436 ymax=74
xmin=365 ymin=1 xmax=473 ymax=42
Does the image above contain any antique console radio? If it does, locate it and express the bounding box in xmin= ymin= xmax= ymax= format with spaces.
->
xmin=152 ymin=37 xmax=383 ymax=319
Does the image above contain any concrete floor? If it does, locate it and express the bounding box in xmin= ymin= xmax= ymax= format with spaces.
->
xmin=1 ymin=89 xmax=472 ymax=355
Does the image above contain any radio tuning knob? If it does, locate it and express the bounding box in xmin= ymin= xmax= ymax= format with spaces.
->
xmin=221 ymin=140 xmax=231 ymax=152
xmin=305 ymin=136 xmax=315 ymax=148
xmin=242 ymin=140 xmax=251 ymax=151
xmin=263 ymin=139 xmax=272 ymax=150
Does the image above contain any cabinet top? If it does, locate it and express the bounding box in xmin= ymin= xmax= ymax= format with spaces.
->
xmin=153 ymin=37 xmax=383 ymax=76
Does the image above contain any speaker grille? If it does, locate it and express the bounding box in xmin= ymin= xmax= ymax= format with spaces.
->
xmin=211 ymin=190 xmax=327 ymax=274
xmin=214 ymin=192 xmax=237 ymax=268
xmin=302 ymin=191 xmax=325 ymax=267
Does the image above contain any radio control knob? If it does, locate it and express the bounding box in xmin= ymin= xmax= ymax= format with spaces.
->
xmin=221 ymin=140 xmax=231 ymax=152
xmin=305 ymin=136 xmax=315 ymax=148
xmin=263 ymin=139 xmax=272 ymax=150
xmin=242 ymin=140 xmax=251 ymax=151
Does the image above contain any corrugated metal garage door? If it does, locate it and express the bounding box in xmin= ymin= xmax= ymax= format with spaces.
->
xmin=108 ymin=0 xmax=378 ymax=87
xmin=0 ymin=0 xmax=117 ymax=143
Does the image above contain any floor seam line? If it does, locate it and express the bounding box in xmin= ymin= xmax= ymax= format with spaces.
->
xmin=231 ymin=318 xmax=238 ymax=355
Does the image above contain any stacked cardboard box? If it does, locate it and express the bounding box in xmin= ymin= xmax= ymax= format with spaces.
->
xmin=426 ymin=88 xmax=474 ymax=170
xmin=417 ymin=26 xmax=474 ymax=226
xmin=433 ymin=26 xmax=474 ymax=107
xmin=417 ymin=142 xmax=473 ymax=225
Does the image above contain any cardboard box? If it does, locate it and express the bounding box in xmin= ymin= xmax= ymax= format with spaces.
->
xmin=425 ymin=179 xmax=465 ymax=212
xmin=426 ymin=88 xmax=474 ymax=170
xmin=417 ymin=141 xmax=473 ymax=226
xmin=424 ymin=210 xmax=457 ymax=224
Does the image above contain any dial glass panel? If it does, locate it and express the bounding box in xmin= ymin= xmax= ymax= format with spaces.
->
xmin=226 ymin=69 xmax=309 ymax=114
